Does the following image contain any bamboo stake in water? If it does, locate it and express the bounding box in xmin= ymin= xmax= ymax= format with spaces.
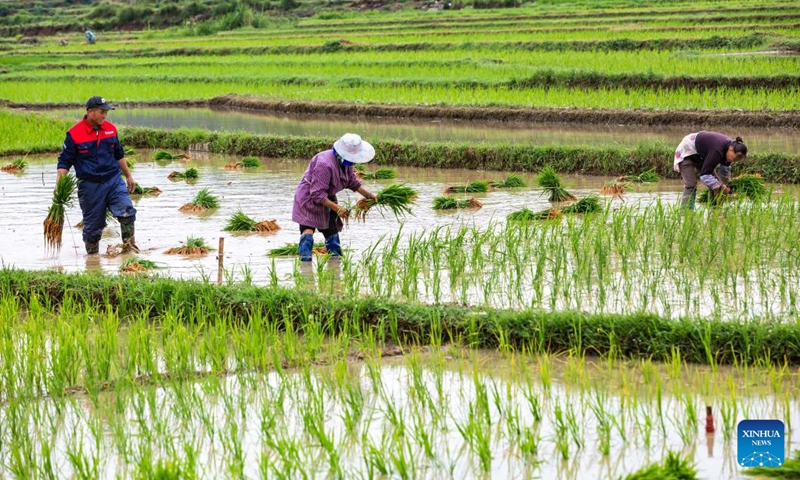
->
xmin=217 ymin=237 xmax=225 ymax=286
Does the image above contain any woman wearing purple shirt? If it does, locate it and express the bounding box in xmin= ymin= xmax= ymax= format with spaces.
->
xmin=292 ymin=133 xmax=378 ymax=261
xmin=673 ymin=131 xmax=748 ymax=209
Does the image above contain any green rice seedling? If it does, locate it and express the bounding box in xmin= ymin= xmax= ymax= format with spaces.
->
xmin=268 ymin=242 xmax=327 ymax=256
xmin=154 ymin=150 xmax=188 ymax=161
xmin=506 ymin=207 xmax=561 ymax=221
xmin=357 ymin=167 xmax=397 ymax=180
xmin=623 ymin=451 xmax=698 ymax=480
xmin=168 ymin=167 xmax=199 ymax=180
xmin=624 ymin=168 xmax=660 ymax=183
xmin=43 ymin=174 xmax=78 ymax=252
xmin=239 ymin=156 xmax=261 ymax=168
xmin=119 ymin=257 xmax=158 ymax=273
xmin=729 ymin=174 xmax=769 ymax=201
xmin=1 ymin=158 xmax=27 ymax=173
xmin=132 ymin=184 xmax=162 ymax=195
xmin=432 ymin=196 xmax=482 ymax=210
xmin=537 ymin=167 xmax=576 ymax=202
xmin=561 ymin=195 xmax=602 ymax=214
xmin=443 ymin=180 xmax=489 ymax=194
xmin=179 ymin=188 xmax=219 ymax=213
xmin=224 ymin=210 xmax=258 ymax=232
xmin=354 ymin=184 xmax=418 ymax=221
xmin=165 ymin=237 xmax=213 ymax=255
xmin=491 ymin=174 xmax=526 ymax=188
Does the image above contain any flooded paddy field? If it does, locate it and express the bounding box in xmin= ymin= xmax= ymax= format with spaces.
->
xmin=2 ymin=151 xmax=799 ymax=320
xmin=46 ymin=107 xmax=800 ymax=154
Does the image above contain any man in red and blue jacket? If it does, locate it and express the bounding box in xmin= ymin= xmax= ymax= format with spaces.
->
xmin=57 ymin=96 xmax=137 ymax=254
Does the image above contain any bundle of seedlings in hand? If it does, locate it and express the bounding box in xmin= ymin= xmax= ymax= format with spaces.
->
xmin=43 ymin=174 xmax=78 ymax=252
xmin=443 ymin=180 xmax=490 ymax=194
xmin=268 ymin=242 xmax=327 ymax=257
xmin=165 ymin=237 xmax=213 ymax=255
xmin=600 ymin=178 xmax=628 ymax=196
xmin=355 ymin=164 xmax=397 ymax=180
xmin=119 ymin=257 xmax=158 ymax=273
xmin=132 ymin=183 xmax=162 ymax=196
xmin=698 ymin=174 xmax=768 ymax=204
xmin=1 ymin=158 xmax=27 ymax=173
xmin=224 ymin=210 xmax=280 ymax=233
xmin=168 ymin=168 xmax=199 ymax=180
xmin=354 ymin=184 xmax=418 ymax=222
xmin=623 ymin=168 xmax=660 ymax=183
xmin=179 ymin=188 xmax=220 ymax=213
xmin=432 ymin=196 xmax=483 ymax=210
xmin=491 ymin=174 xmax=526 ymax=188
xmin=154 ymin=150 xmax=189 ymax=161
xmin=561 ymin=195 xmax=602 ymax=214
xmin=537 ymin=167 xmax=576 ymax=202
xmin=507 ymin=207 xmax=562 ymax=221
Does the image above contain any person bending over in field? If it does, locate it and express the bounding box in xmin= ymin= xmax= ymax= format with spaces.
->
xmin=291 ymin=133 xmax=378 ymax=262
xmin=673 ymin=131 xmax=748 ymax=209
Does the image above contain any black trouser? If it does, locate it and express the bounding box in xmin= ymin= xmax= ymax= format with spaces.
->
xmin=299 ymin=209 xmax=338 ymax=239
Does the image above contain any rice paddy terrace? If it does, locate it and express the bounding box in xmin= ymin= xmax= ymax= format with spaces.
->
xmin=2 ymin=0 xmax=800 ymax=478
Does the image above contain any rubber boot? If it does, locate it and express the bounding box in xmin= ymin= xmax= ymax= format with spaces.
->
xmin=324 ymin=233 xmax=343 ymax=257
xmin=120 ymin=222 xmax=140 ymax=253
xmin=681 ymin=187 xmax=696 ymax=210
xmin=299 ymin=233 xmax=314 ymax=262
xmin=85 ymin=241 xmax=99 ymax=255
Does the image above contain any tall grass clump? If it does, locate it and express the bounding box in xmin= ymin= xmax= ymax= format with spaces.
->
xmin=43 ymin=174 xmax=78 ymax=252
xmin=537 ymin=167 xmax=575 ymax=202
xmin=179 ymin=188 xmax=220 ymax=213
xmin=165 ymin=237 xmax=213 ymax=255
xmin=168 ymin=168 xmax=199 ymax=180
xmin=491 ymin=174 xmax=526 ymax=188
xmin=432 ymin=196 xmax=482 ymax=210
xmin=443 ymin=180 xmax=490 ymax=194
xmin=1 ymin=158 xmax=27 ymax=173
xmin=354 ymin=184 xmax=418 ymax=222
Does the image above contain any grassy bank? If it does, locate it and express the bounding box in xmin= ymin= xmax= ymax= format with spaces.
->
xmin=2 ymin=268 xmax=800 ymax=366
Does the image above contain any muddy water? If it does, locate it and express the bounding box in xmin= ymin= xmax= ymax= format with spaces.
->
xmin=46 ymin=108 xmax=800 ymax=153
xmin=7 ymin=351 xmax=798 ymax=479
xmin=0 ymin=151 xmax=681 ymax=280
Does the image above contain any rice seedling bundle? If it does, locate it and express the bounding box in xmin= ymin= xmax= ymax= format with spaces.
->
xmin=537 ymin=167 xmax=576 ymax=202
xmin=432 ymin=196 xmax=482 ymax=210
xmin=239 ymin=157 xmax=261 ymax=168
xmin=179 ymin=188 xmax=219 ymax=213
xmin=600 ymin=179 xmax=627 ymax=196
xmin=354 ymin=184 xmax=418 ymax=222
xmin=119 ymin=257 xmax=158 ymax=273
xmin=254 ymin=220 xmax=280 ymax=233
xmin=507 ymin=207 xmax=562 ymax=221
xmin=357 ymin=167 xmax=397 ymax=180
xmin=132 ymin=184 xmax=162 ymax=195
xmin=43 ymin=174 xmax=78 ymax=252
xmin=268 ymin=242 xmax=327 ymax=256
xmin=224 ymin=210 xmax=257 ymax=231
xmin=1 ymin=158 xmax=27 ymax=173
xmin=223 ymin=162 xmax=243 ymax=170
xmin=443 ymin=180 xmax=490 ymax=194
xmin=165 ymin=237 xmax=212 ymax=255
xmin=491 ymin=174 xmax=526 ymax=188
xmin=623 ymin=168 xmax=660 ymax=183
xmin=698 ymin=174 xmax=767 ymax=204
xmin=561 ymin=195 xmax=602 ymax=214
xmin=154 ymin=150 xmax=188 ymax=161
xmin=168 ymin=168 xmax=199 ymax=180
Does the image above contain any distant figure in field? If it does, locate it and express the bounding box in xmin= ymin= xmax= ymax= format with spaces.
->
xmin=85 ymin=30 xmax=96 ymax=45
xmin=673 ymin=131 xmax=748 ymax=209
xmin=59 ymin=38 xmax=68 ymax=46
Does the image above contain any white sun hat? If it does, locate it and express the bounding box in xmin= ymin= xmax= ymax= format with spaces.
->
xmin=333 ymin=133 xmax=375 ymax=164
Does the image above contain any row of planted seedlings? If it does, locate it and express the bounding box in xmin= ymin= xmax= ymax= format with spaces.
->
xmin=0 ymin=284 xmax=797 ymax=479
xmin=280 ymin=194 xmax=800 ymax=320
